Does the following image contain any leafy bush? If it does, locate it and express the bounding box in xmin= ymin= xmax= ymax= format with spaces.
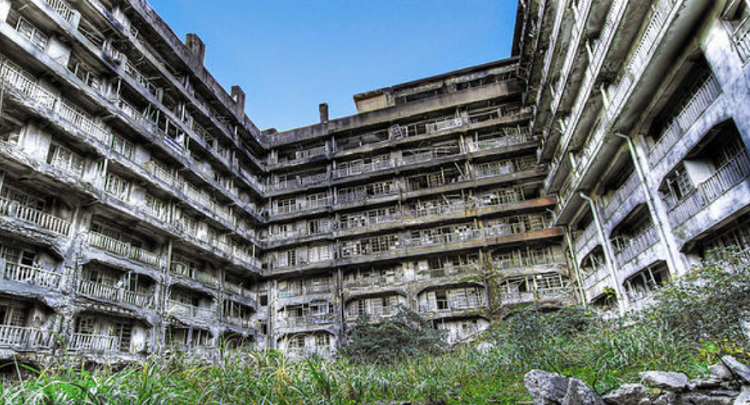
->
xmin=646 ymin=247 xmax=750 ymax=349
xmin=341 ymin=305 xmax=447 ymax=364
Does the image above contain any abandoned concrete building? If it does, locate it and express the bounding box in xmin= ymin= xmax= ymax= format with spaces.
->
xmin=0 ymin=0 xmax=747 ymax=365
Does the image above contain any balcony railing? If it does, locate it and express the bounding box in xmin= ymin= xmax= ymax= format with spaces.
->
xmin=499 ymin=287 xmax=573 ymax=305
xmin=647 ymin=75 xmax=721 ymax=167
xmin=468 ymin=131 xmax=531 ymax=152
xmin=667 ymin=150 xmax=750 ymax=227
xmin=403 ymin=228 xmax=483 ymax=248
xmin=426 ymin=117 xmax=463 ymax=133
xmin=279 ymin=283 xmax=333 ymax=298
xmin=278 ymin=314 xmax=335 ymax=328
xmin=1 ymin=261 xmax=61 ymax=289
xmin=225 ymin=282 xmax=254 ymax=299
xmin=613 ymin=226 xmax=659 ymax=265
xmin=346 ymin=307 xmax=398 ymax=321
xmin=0 ymin=61 xmax=57 ymax=109
xmin=0 ymin=198 xmax=72 ymax=236
xmin=607 ymin=0 xmax=677 ymax=121
xmin=167 ymin=300 xmax=215 ymax=319
xmin=493 ymin=252 xmax=566 ymax=271
xmin=224 ymin=316 xmax=253 ymax=328
xmin=42 ymin=0 xmax=77 ymax=24
xmin=733 ymin=15 xmax=750 ymax=62
xmin=76 ymin=279 xmax=153 ymax=308
xmin=88 ymin=232 xmax=161 ymax=268
xmin=69 ymin=333 xmax=118 ymax=352
xmin=57 ymin=101 xmax=111 ymax=145
xmin=573 ymin=222 xmax=598 ymax=252
xmin=332 ymin=160 xmax=395 ymax=178
xmin=417 ymin=264 xmax=479 ymax=280
xmin=0 ymin=325 xmax=53 ymax=349
xmin=419 ymin=296 xmax=486 ymax=313
xmin=602 ymin=172 xmax=642 ymax=220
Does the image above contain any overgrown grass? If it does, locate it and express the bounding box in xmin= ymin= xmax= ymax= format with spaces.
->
xmin=2 ymin=251 xmax=749 ymax=404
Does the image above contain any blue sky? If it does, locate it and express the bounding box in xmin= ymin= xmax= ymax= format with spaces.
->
xmin=148 ymin=0 xmax=518 ymax=131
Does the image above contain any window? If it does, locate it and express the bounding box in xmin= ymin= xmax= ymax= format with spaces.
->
xmin=14 ymin=16 xmax=48 ymax=50
xmin=47 ymin=143 xmax=85 ymax=175
xmin=104 ymin=172 xmax=131 ymax=200
xmin=663 ymin=164 xmax=693 ymax=207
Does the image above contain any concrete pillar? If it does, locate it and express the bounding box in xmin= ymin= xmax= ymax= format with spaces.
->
xmin=319 ymin=103 xmax=329 ymax=124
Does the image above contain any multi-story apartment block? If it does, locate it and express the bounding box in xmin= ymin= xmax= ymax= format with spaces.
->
xmin=528 ymin=0 xmax=750 ymax=314
xmin=0 ymin=0 xmax=747 ymax=366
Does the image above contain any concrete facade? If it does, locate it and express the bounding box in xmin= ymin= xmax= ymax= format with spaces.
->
xmin=0 ymin=0 xmax=745 ymax=367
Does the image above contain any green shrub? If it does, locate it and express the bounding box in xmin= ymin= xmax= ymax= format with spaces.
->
xmin=341 ymin=305 xmax=448 ymax=364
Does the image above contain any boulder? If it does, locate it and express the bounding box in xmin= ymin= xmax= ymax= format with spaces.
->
xmin=640 ymin=371 xmax=689 ymax=392
xmin=710 ymin=364 xmax=735 ymax=381
xmin=722 ymin=356 xmax=750 ymax=384
xmin=603 ymin=384 xmax=650 ymax=405
xmin=525 ymin=369 xmax=570 ymax=405
xmin=680 ymin=393 xmax=734 ymax=405
xmin=562 ymin=378 xmax=605 ymax=405
xmin=735 ymin=387 xmax=750 ymax=405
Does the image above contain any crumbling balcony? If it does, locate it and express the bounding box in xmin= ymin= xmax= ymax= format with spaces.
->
xmin=170 ymin=259 xmax=219 ymax=288
xmin=667 ymin=150 xmax=750 ymax=229
xmin=278 ymin=276 xmax=333 ymax=298
xmin=465 ymin=126 xmax=532 ymax=153
xmin=76 ymin=266 xmax=155 ymax=309
xmin=498 ymin=273 xmax=573 ymax=306
xmin=69 ymin=333 xmax=118 ymax=352
xmin=221 ymin=299 xmax=255 ymax=329
xmin=0 ymin=325 xmax=54 ymax=350
xmin=345 ymin=294 xmax=404 ymax=322
xmin=0 ymin=199 xmax=72 ymax=236
xmin=418 ymin=286 xmax=487 ymax=314
xmin=277 ymin=301 xmax=335 ymax=329
xmin=0 ymin=260 xmax=61 ymax=289
xmin=491 ymin=246 xmax=565 ymax=273
xmin=343 ymin=266 xmax=401 ymax=289
xmin=647 ymin=74 xmax=720 ymax=167
xmin=87 ymin=232 xmax=161 ymax=268
xmin=167 ymin=288 xmax=216 ymax=321
xmin=166 ymin=325 xmax=213 ymax=352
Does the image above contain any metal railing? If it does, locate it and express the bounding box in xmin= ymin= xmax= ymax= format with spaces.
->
xmin=76 ymin=279 xmax=153 ymax=308
xmin=69 ymin=333 xmax=118 ymax=352
xmin=733 ymin=15 xmax=750 ymax=62
xmin=426 ymin=117 xmax=463 ymax=133
xmin=0 ymin=61 xmax=57 ymax=109
xmin=0 ymin=198 xmax=71 ymax=236
xmin=573 ymin=222 xmax=598 ymax=252
xmin=416 ymin=264 xmax=479 ymax=280
xmin=346 ymin=307 xmax=398 ymax=321
xmin=333 ymin=159 xmax=395 ymax=178
xmin=1 ymin=261 xmax=61 ymax=289
xmin=499 ymin=287 xmax=573 ymax=305
xmin=42 ymin=0 xmax=77 ymax=24
xmin=88 ymin=232 xmax=161 ymax=267
xmin=57 ymin=101 xmax=111 ymax=145
xmin=668 ymin=150 xmax=750 ymax=227
xmin=167 ymin=300 xmax=215 ymax=319
xmin=278 ymin=314 xmax=335 ymax=328
xmin=648 ymin=75 xmax=721 ymax=166
xmin=602 ymin=172 xmax=642 ymax=220
xmin=0 ymin=325 xmax=53 ymax=349
xmin=613 ymin=226 xmax=659 ymax=265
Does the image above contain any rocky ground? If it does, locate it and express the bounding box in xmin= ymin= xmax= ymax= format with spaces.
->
xmin=524 ymin=355 xmax=750 ymax=405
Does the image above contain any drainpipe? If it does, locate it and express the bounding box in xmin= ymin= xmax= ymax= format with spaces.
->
xmin=614 ymin=133 xmax=682 ymax=276
xmin=564 ymin=226 xmax=587 ymax=308
xmin=579 ymin=192 xmax=626 ymax=315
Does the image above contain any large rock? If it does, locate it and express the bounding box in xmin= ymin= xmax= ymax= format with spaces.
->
xmin=735 ymin=388 xmax=750 ymax=405
xmin=525 ymin=369 xmax=570 ymax=405
xmin=640 ymin=371 xmax=690 ymax=392
xmin=562 ymin=378 xmax=605 ymax=405
xmin=710 ymin=364 xmax=735 ymax=381
xmin=603 ymin=384 xmax=650 ymax=405
xmin=680 ymin=393 xmax=734 ymax=405
xmin=722 ymin=356 xmax=750 ymax=384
